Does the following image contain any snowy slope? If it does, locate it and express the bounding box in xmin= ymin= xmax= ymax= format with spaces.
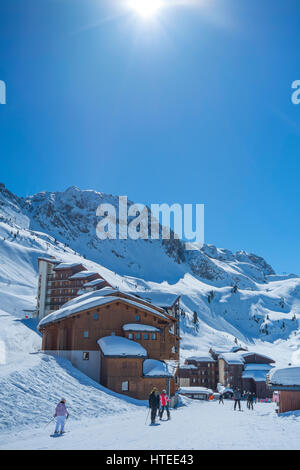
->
xmin=1 ymin=400 xmax=300 ymax=450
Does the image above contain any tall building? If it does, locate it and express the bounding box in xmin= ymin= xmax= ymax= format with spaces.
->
xmin=37 ymin=257 xmax=110 ymax=320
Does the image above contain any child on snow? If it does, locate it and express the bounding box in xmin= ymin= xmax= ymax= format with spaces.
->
xmin=54 ymin=398 xmax=69 ymax=434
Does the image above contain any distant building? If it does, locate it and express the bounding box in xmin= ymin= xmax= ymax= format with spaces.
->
xmin=177 ymin=356 xmax=217 ymax=389
xmin=268 ymin=367 xmax=300 ymax=413
xmin=218 ymin=352 xmax=275 ymax=397
xmin=177 ymin=347 xmax=275 ymax=399
xmin=37 ymin=257 xmax=110 ymax=319
xmin=38 ymin=288 xmax=180 ymax=400
xmin=178 ymin=386 xmax=213 ymax=401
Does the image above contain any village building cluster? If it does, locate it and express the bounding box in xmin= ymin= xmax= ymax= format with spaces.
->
xmin=36 ymin=257 xmax=300 ymax=413
xmin=177 ymin=347 xmax=275 ymax=399
xmin=37 ymin=257 xmax=180 ymax=400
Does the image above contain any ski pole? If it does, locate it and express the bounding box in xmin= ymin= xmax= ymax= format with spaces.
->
xmin=145 ymin=407 xmax=150 ymax=425
xmin=44 ymin=417 xmax=55 ymax=430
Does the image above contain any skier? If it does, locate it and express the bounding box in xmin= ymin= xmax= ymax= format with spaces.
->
xmin=54 ymin=398 xmax=69 ymax=434
xmin=219 ymin=393 xmax=224 ymax=404
xmin=149 ymin=387 xmax=160 ymax=425
xmin=233 ymin=389 xmax=242 ymax=411
xmin=160 ymin=389 xmax=170 ymax=420
xmin=248 ymin=393 xmax=254 ymax=410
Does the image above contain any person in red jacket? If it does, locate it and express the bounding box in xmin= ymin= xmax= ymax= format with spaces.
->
xmin=159 ymin=389 xmax=170 ymax=420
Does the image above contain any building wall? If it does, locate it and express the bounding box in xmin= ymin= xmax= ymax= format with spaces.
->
xmin=184 ymin=359 xmax=217 ymax=389
xmin=44 ymin=350 xmax=101 ymax=382
xmin=100 ymin=355 xmax=174 ymax=400
xmin=279 ymin=390 xmax=300 ymax=414
xmin=40 ymin=301 xmax=179 ymax=362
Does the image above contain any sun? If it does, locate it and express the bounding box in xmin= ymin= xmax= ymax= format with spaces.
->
xmin=129 ymin=0 xmax=163 ymax=18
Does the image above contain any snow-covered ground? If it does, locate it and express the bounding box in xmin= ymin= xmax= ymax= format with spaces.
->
xmin=1 ymin=400 xmax=300 ymax=450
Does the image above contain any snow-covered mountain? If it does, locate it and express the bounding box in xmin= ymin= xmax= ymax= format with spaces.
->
xmin=0 ymin=182 xmax=300 ymax=344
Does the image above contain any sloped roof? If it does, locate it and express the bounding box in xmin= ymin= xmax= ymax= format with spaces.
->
xmin=187 ymin=355 xmax=216 ymax=363
xmin=54 ymin=262 xmax=85 ymax=270
xmin=143 ymin=359 xmax=174 ymax=377
xmin=128 ymin=291 xmax=180 ymax=308
xmin=97 ymin=336 xmax=147 ymax=357
xmin=269 ymin=367 xmax=300 ymax=387
xmin=38 ymin=291 xmax=168 ymax=328
xmin=68 ymin=271 xmax=98 ymax=280
xmin=178 ymin=387 xmax=213 ymax=395
xmin=122 ymin=323 xmax=160 ymax=332
xmin=219 ymin=353 xmax=244 ymax=365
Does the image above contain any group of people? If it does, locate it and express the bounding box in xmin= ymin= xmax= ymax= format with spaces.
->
xmin=148 ymin=387 xmax=171 ymax=425
xmin=218 ymin=389 xmax=257 ymax=411
xmin=233 ymin=389 xmax=257 ymax=411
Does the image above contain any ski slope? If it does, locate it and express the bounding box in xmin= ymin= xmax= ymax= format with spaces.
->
xmin=1 ymin=400 xmax=300 ymax=450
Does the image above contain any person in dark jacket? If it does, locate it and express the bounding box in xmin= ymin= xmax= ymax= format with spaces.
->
xmin=149 ymin=387 xmax=160 ymax=425
xmin=233 ymin=389 xmax=242 ymax=411
xmin=248 ymin=393 xmax=254 ymax=410
xmin=219 ymin=393 xmax=224 ymax=404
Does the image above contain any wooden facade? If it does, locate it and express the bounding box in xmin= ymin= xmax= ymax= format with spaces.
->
xmin=177 ymin=357 xmax=218 ymax=390
xmin=39 ymin=294 xmax=179 ymax=400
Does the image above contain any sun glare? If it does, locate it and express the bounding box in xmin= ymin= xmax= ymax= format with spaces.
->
xmin=129 ymin=0 xmax=162 ymax=18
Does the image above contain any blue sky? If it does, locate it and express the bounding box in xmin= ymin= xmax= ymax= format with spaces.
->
xmin=0 ymin=0 xmax=299 ymax=274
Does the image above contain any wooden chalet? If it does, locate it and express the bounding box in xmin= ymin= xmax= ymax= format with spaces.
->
xmin=38 ymin=288 xmax=180 ymax=400
xmin=268 ymin=366 xmax=300 ymax=414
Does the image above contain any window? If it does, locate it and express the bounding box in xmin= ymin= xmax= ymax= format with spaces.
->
xmin=144 ymin=333 xmax=149 ymax=340
xmin=83 ymin=331 xmax=89 ymax=338
xmin=128 ymin=333 xmax=133 ymax=339
xmin=111 ymin=332 xmax=116 ymax=336
xmin=93 ymin=313 xmax=99 ymax=320
xmin=122 ymin=381 xmax=129 ymax=391
xmin=136 ymin=333 xmax=141 ymax=340
xmin=151 ymin=333 xmax=157 ymax=340
xmin=82 ymin=352 xmax=89 ymax=361
xmin=135 ymin=314 xmax=140 ymax=321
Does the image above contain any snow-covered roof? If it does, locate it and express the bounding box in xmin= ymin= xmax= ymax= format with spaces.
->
xmin=244 ymin=363 xmax=273 ymax=371
xmin=240 ymin=352 xmax=274 ymax=363
xmin=84 ymin=279 xmax=106 ymax=287
xmin=217 ymin=384 xmax=233 ymax=394
xmin=68 ymin=271 xmax=98 ymax=280
xmin=122 ymin=323 xmax=160 ymax=332
xmin=96 ymin=287 xmax=166 ymax=311
xmin=97 ymin=336 xmax=147 ymax=357
xmin=219 ymin=353 xmax=244 ymax=365
xmin=178 ymin=387 xmax=213 ymax=395
xmin=242 ymin=369 xmax=268 ymax=382
xmin=38 ymin=257 xmax=61 ymax=264
xmin=143 ymin=359 xmax=173 ymax=377
xmin=186 ymin=356 xmax=216 ymax=362
xmin=54 ymin=262 xmax=84 ymax=270
xmin=179 ymin=364 xmax=198 ymax=370
xmin=269 ymin=367 xmax=300 ymax=387
xmin=127 ymin=291 xmax=180 ymax=308
xmin=38 ymin=291 xmax=168 ymax=327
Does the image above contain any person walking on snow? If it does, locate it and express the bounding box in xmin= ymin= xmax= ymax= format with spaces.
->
xmin=248 ymin=393 xmax=254 ymax=410
xmin=233 ymin=389 xmax=242 ymax=411
xmin=160 ymin=389 xmax=170 ymax=420
xmin=219 ymin=393 xmax=224 ymax=404
xmin=54 ymin=398 xmax=69 ymax=434
xmin=149 ymin=387 xmax=160 ymax=425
